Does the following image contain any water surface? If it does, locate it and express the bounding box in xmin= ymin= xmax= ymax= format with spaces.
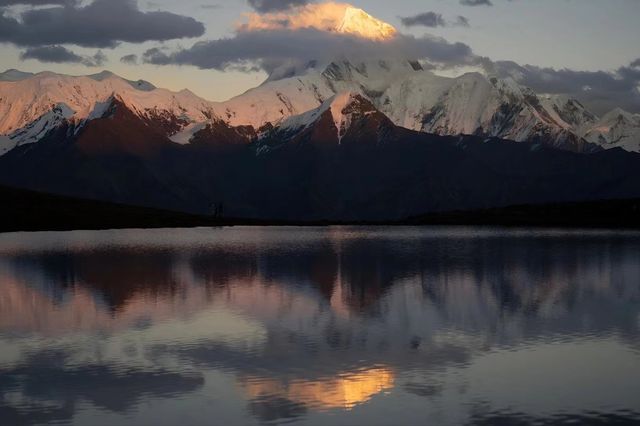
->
xmin=0 ymin=226 xmax=639 ymax=425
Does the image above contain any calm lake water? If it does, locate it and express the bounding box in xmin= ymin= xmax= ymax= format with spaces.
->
xmin=0 ymin=226 xmax=639 ymax=426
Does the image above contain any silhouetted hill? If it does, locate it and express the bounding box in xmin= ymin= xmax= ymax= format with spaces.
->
xmin=408 ymin=199 xmax=640 ymax=229
xmin=0 ymin=184 xmax=220 ymax=232
xmin=3 ymin=183 xmax=640 ymax=232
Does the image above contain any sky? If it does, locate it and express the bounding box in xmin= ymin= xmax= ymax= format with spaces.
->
xmin=1 ymin=0 xmax=639 ymax=113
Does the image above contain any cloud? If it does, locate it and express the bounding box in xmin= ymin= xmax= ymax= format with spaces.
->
xmin=490 ymin=60 xmax=640 ymax=114
xmin=120 ymin=53 xmax=139 ymax=65
xmin=0 ymin=0 xmax=74 ymax=5
xmin=247 ymin=0 xmax=312 ymax=13
xmin=143 ymin=2 xmax=472 ymax=73
xmin=20 ymin=45 xmax=107 ymax=66
xmin=460 ymin=0 xmax=493 ymax=6
xmin=455 ymin=15 xmax=470 ymax=27
xmin=0 ymin=0 xmax=205 ymax=48
xmin=143 ymin=29 xmax=475 ymax=74
xmin=136 ymin=0 xmax=638 ymax=114
xmin=401 ymin=12 xmax=470 ymax=28
xmin=0 ymin=349 xmax=204 ymax=424
xmin=400 ymin=12 xmax=446 ymax=28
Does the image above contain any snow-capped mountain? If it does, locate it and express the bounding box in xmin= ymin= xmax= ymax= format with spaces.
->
xmin=217 ymin=60 xmax=608 ymax=153
xmin=2 ymin=4 xmax=640 ymax=223
xmin=538 ymin=94 xmax=598 ymax=132
xmin=0 ymin=0 xmax=638 ymax=157
xmin=3 ymin=80 xmax=640 ymax=222
xmin=242 ymin=3 xmax=396 ymax=41
xmin=0 ymin=69 xmax=216 ymax=154
xmin=1 ymin=63 xmax=639 ymax=157
xmin=580 ymin=108 xmax=640 ymax=152
xmin=0 ymin=103 xmax=74 ymax=156
xmin=335 ymin=6 xmax=397 ymax=40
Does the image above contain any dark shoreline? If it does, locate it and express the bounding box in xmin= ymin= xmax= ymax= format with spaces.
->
xmin=3 ymin=184 xmax=640 ymax=233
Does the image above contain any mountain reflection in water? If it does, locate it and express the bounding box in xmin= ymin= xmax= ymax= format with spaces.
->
xmin=0 ymin=227 xmax=639 ymax=426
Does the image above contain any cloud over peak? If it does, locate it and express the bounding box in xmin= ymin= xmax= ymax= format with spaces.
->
xmin=142 ymin=2 xmax=476 ymax=74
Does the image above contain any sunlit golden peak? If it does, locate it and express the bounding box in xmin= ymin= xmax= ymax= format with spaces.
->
xmin=336 ymin=6 xmax=397 ymax=41
xmin=241 ymin=2 xmax=397 ymax=41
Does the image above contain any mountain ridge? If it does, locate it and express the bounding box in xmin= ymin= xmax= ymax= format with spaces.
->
xmin=1 ymin=65 xmax=638 ymax=155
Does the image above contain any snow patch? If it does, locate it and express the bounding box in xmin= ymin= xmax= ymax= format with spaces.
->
xmin=87 ymin=99 xmax=113 ymax=120
xmin=0 ymin=102 xmax=75 ymax=156
xmin=329 ymin=92 xmax=358 ymax=143
xmin=169 ymin=122 xmax=207 ymax=145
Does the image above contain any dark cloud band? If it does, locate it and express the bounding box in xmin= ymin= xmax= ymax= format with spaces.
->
xmin=401 ymin=12 xmax=446 ymax=28
xmin=248 ymin=0 xmax=312 ymax=13
xmin=0 ymin=0 xmax=74 ymax=5
xmin=460 ymin=0 xmax=493 ymax=6
xmin=142 ymin=29 xmax=476 ymax=73
xmin=401 ymin=12 xmax=470 ymax=28
xmin=20 ymin=45 xmax=107 ymax=66
xmin=120 ymin=54 xmax=138 ymax=65
xmin=0 ymin=0 xmax=205 ymax=48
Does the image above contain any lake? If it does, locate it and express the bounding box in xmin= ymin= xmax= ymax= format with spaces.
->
xmin=0 ymin=226 xmax=639 ymax=426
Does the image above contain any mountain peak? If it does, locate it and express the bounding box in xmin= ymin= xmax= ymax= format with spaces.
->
xmin=336 ymin=6 xmax=397 ymax=40
xmin=601 ymin=107 xmax=638 ymax=124
xmin=285 ymin=92 xmax=371 ymax=126
xmin=88 ymin=70 xmax=117 ymax=81
xmin=269 ymin=91 xmax=386 ymax=147
xmin=242 ymin=3 xmax=396 ymax=41
xmin=0 ymin=69 xmax=35 ymax=82
xmin=0 ymin=69 xmax=216 ymax=146
xmin=85 ymin=70 xmax=155 ymax=91
xmin=329 ymin=91 xmax=373 ymax=123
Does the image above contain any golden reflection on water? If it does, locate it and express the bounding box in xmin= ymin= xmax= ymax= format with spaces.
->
xmin=241 ymin=367 xmax=395 ymax=411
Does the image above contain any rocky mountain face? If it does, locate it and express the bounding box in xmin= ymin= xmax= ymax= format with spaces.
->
xmin=256 ymin=92 xmax=397 ymax=151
